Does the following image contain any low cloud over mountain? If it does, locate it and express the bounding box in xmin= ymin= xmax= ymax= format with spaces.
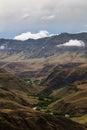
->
xmin=14 ymin=30 xmax=54 ymax=41
xmin=0 ymin=45 xmax=5 ymax=50
xmin=57 ymin=40 xmax=85 ymax=47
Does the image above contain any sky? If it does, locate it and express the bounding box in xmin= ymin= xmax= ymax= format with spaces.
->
xmin=0 ymin=0 xmax=87 ymax=39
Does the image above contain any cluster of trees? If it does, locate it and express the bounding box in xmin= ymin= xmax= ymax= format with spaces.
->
xmin=35 ymin=94 xmax=60 ymax=112
xmin=25 ymin=79 xmax=41 ymax=86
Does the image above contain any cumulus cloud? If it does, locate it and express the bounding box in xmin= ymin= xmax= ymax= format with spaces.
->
xmin=57 ymin=40 xmax=85 ymax=47
xmin=14 ymin=30 xmax=53 ymax=41
xmin=0 ymin=45 xmax=5 ymax=50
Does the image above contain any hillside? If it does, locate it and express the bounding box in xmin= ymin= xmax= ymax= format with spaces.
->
xmin=0 ymin=33 xmax=87 ymax=129
xmin=0 ymin=32 xmax=87 ymax=80
xmin=0 ymin=111 xmax=85 ymax=130
xmin=0 ymin=68 xmax=85 ymax=130
xmin=40 ymin=63 xmax=87 ymax=116
xmin=41 ymin=63 xmax=85 ymax=93
xmin=0 ymin=68 xmax=40 ymax=110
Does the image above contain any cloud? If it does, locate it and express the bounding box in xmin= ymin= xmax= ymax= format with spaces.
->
xmin=0 ymin=0 xmax=87 ymax=38
xmin=84 ymin=25 xmax=87 ymax=27
xmin=41 ymin=15 xmax=56 ymax=20
xmin=0 ymin=45 xmax=5 ymax=50
xmin=21 ymin=14 xmax=30 ymax=20
xmin=57 ymin=40 xmax=85 ymax=47
xmin=14 ymin=30 xmax=53 ymax=41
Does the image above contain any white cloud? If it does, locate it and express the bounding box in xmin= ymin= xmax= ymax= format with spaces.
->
xmin=57 ymin=40 xmax=85 ymax=47
xmin=0 ymin=45 xmax=5 ymax=50
xmin=0 ymin=0 xmax=87 ymax=38
xmin=14 ymin=30 xmax=53 ymax=41
xmin=21 ymin=14 xmax=30 ymax=20
xmin=41 ymin=15 xmax=56 ymax=20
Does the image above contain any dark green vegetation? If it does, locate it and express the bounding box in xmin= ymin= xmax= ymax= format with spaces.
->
xmin=33 ymin=94 xmax=59 ymax=111
xmin=25 ymin=79 xmax=41 ymax=86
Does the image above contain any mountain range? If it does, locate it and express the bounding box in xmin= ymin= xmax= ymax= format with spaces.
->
xmin=0 ymin=32 xmax=87 ymax=60
xmin=0 ymin=32 xmax=87 ymax=129
xmin=0 ymin=32 xmax=87 ymax=80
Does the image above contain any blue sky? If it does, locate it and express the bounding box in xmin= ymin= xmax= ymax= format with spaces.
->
xmin=0 ymin=0 xmax=87 ymax=39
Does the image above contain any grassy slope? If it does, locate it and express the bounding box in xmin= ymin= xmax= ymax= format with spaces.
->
xmin=49 ymin=85 xmax=87 ymax=116
xmin=0 ymin=68 xmax=85 ymax=130
xmin=0 ymin=48 xmax=87 ymax=80
xmin=0 ymin=68 xmax=39 ymax=110
xmin=38 ymin=63 xmax=87 ymax=116
xmin=0 ymin=110 xmax=85 ymax=130
xmin=72 ymin=114 xmax=87 ymax=125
